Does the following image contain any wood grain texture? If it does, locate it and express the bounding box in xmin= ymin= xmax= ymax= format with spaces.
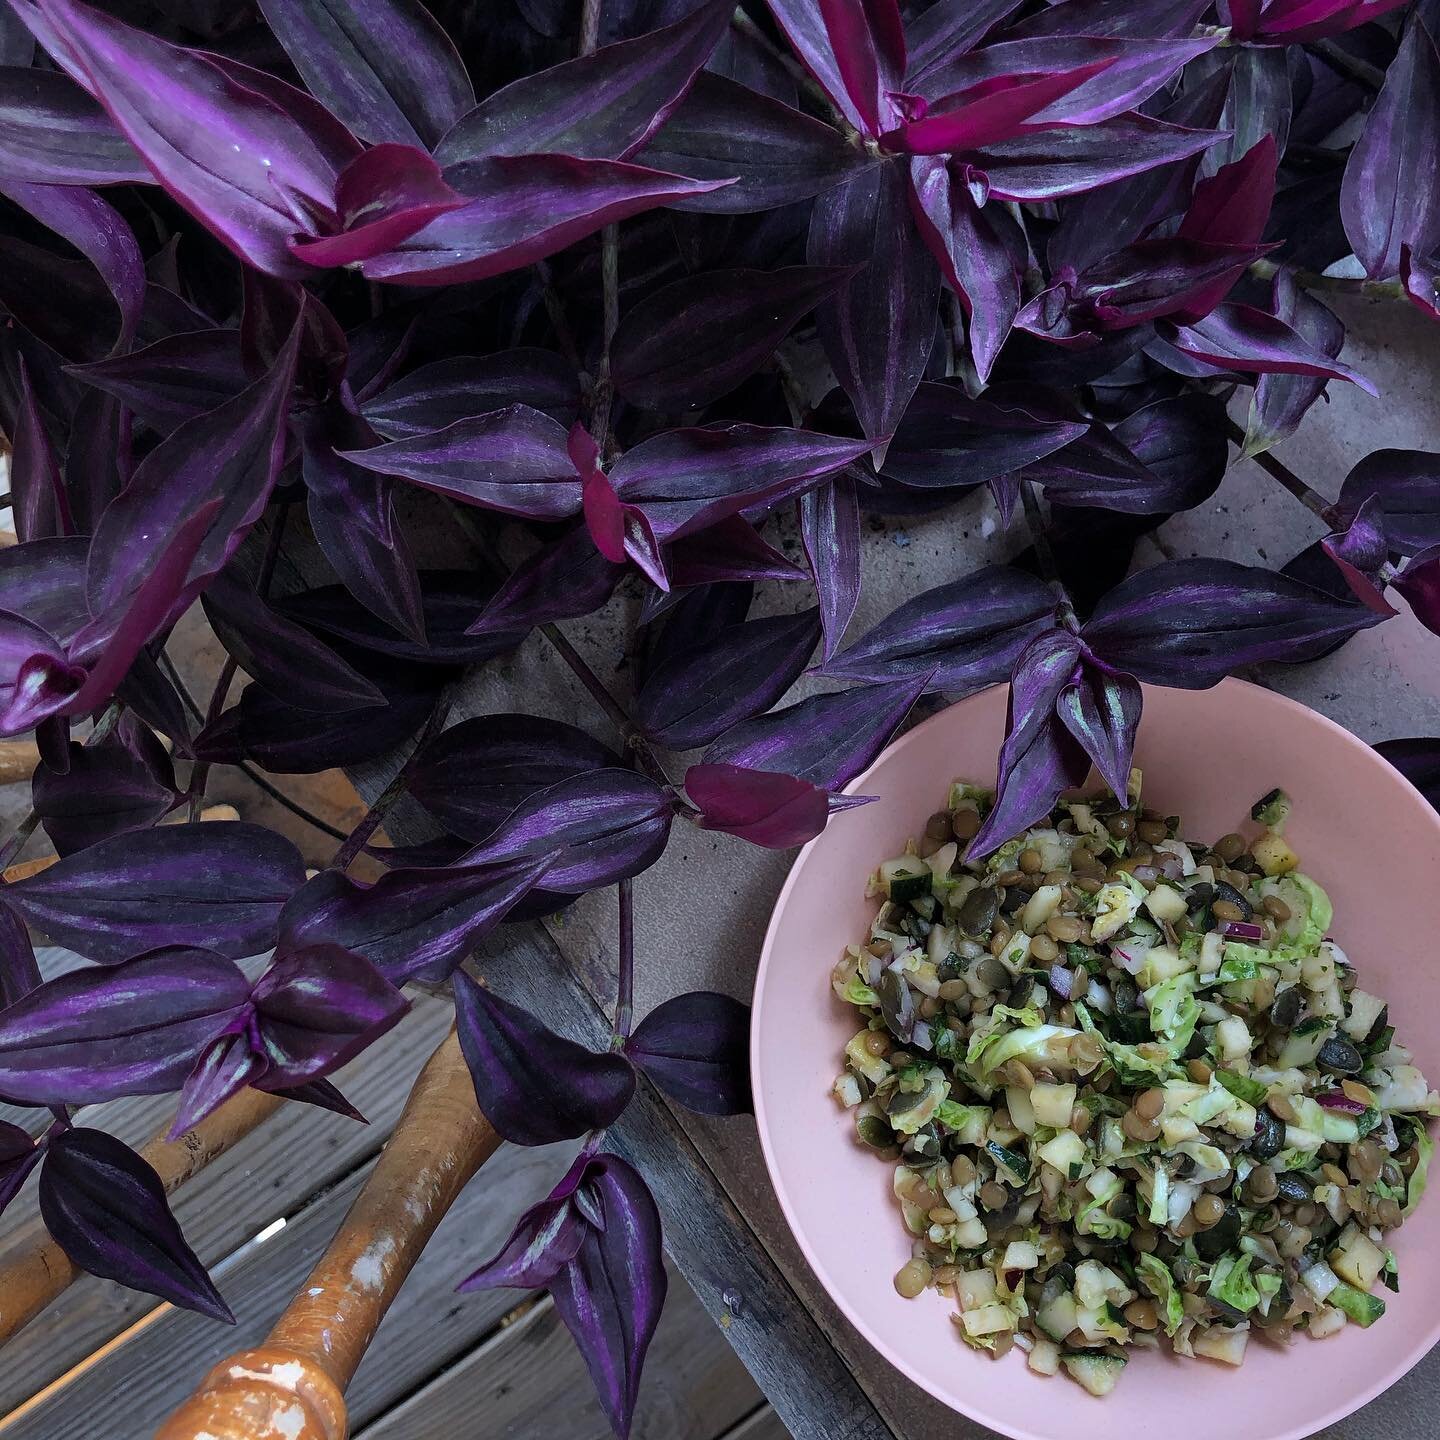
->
xmin=354 ymin=1263 xmax=758 ymax=1440
xmin=719 ymin=1406 xmax=792 ymax=1440
xmin=0 ymin=740 xmax=37 ymax=784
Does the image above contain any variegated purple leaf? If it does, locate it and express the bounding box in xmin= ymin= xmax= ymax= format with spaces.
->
xmin=0 ymin=66 xmax=146 ymax=184
xmin=361 ymin=350 xmax=580 ymax=438
xmin=641 ymin=583 xmax=753 ymax=684
xmin=1321 ymin=496 xmax=1397 ymax=616
xmin=704 ymin=671 xmax=928 ymax=790
xmin=3 ymin=822 xmax=305 ymax=964
xmin=686 ymin=761 xmax=853 ymax=848
xmin=457 ymin=1153 xmax=590 ymax=1292
xmin=766 ymin=0 xmax=903 ymax=137
xmin=257 ymin=0 xmax=473 ymax=149
xmin=1074 ymin=237 xmax=1273 ymax=331
xmin=820 ymin=565 xmax=1055 ymax=690
xmin=639 ymin=71 xmax=874 ymax=214
xmin=0 ymin=1121 xmax=40 ymax=1218
xmin=0 ymin=538 xmax=89 ymax=651
xmin=20 ymin=0 xmax=361 ymax=277
xmin=32 ymin=726 xmax=177 ymax=856
xmin=905 ymin=0 xmax=1026 ymax=82
xmin=665 ymin=516 xmax=808 ymax=589
xmin=808 ymin=159 xmax=939 ymax=451
xmin=40 ymin=1127 xmax=234 ymax=1322
xmin=278 ymin=856 xmax=553 ymax=985
xmin=8 ymin=355 xmax=69 ymax=543
xmin=340 ymin=403 xmax=581 ymax=519
xmin=409 ymin=715 xmax=621 ymax=844
xmin=800 ymin=474 xmax=861 ymax=660
xmin=1056 ymin=654 xmax=1141 ymax=799
xmin=1391 ymin=545 xmax=1440 ymax=636
xmin=1009 ymin=0 xmax=1212 ymax=38
xmin=625 ymin=990 xmax=751 ymax=1115
xmin=459 ymin=770 xmax=673 ymax=895
xmin=260 ymin=1075 xmax=366 ymax=1122
xmin=583 ymin=468 xmax=669 ymax=590
xmin=171 ymin=1034 xmax=264 ymax=1138
xmin=358 ymin=155 xmax=731 ymax=286
xmin=466 ymin=528 xmax=626 ymax=639
xmin=0 ymin=901 xmax=42 ymax=1009
xmin=635 ymin=607 xmax=820 ymax=749
xmin=1336 ymin=450 xmax=1440 ymax=555
xmin=1375 ymin=737 xmax=1440 ymax=811
xmin=1257 ymin=0 xmax=1410 ymax=44
xmin=1082 ymin=558 xmax=1385 ymax=688
xmin=1243 ymin=269 xmax=1344 ymax=456
xmin=453 ymin=972 xmax=635 ymax=1146
xmin=436 ymin=0 xmax=727 ymax=163
xmin=1202 ymin=44 xmax=1290 ymax=174
xmin=0 ymin=947 xmax=249 ymax=1105
xmin=1401 ymin=246 xmax=1440 ymax=325
xmin=612 ymin=265 xmax=853 ymax=411
xmin=1160 ymin=303 xmax=1376 ymax=392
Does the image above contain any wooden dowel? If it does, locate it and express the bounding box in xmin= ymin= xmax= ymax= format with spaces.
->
xmin=156 ymin=1028 xmax=499 ymax=1440
xmin=0 ymin=1087 xmax=283 ymax=1347
xmin=0 ymin=739 xmax=38 ymax=784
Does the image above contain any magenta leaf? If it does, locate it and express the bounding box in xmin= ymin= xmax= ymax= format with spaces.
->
xmin=435 ymin=0 xmax=728 ymax=163
xmin=765 ymin=0 xmax=901 ymax=136
xmin=40 ymin=1127 xmax=234 ymax=1322
xmin=358 ymin=154 xmax=731 ymax=286
xmin=1321 ymin=498 xmax=1397 ymax=616
xmin=32 ymin=724 xmax=176 ymax=856
xmin=821 ymin=566 xmax=1055 ymax=690
xmin=466 ymin=527 xmax=626 ymax=639
xmin=685 ymin=763 xmax=834 ymax=849
xmin=800 ymin=474 xmax=861 ymax=660
xmin=1258 ymin=0 xmax=1410 ymax=44
xmin=3 ymin=822 xmax=305 ymax=964
xmin=256 ymin=0 xmax=473 ymax=149
xmin=635 ymin=607 xmax=820 ymax=749
xmin=612 ymin=264 xmax=853 ymax=411
xmin=1336 ymin=450 xmax=1440 ymax=555
xmin=639 ymin=71 xmax=873 ymax=214
xmin=0 ymin=66 xmax=147 ymax=184
xmin=583 ymin=468 xmax=669 ymax=589
xmin=808 ymin=159 xmax=939 ymax=450
xmin=1083 ymin=558 xmax=1385 ymax=688
xmin=341 ymin=404 xmax=581 ymax=519
xmin=625 ymin=991 xmax=751 ymax=1115
xmin=453 ymin=972 xmax=635 ymax=1146
xmin=1243 ymin=269 xmax=1345 ymax=456
xmin=0 ymin=948 xmax=249 ymax=1105
xmin=409 ymin=715 xmax=621 ymax=844
xmin=704 ymin=671 xmax=929 ymax=790
xmin=1391 ymin=546 xmax=1440 ymax=636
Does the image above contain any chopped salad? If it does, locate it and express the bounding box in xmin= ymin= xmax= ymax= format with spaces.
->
xmin=832 ymin=777 xmax=1437 ymax=1395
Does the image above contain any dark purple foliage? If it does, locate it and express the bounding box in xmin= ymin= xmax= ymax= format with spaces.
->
xmin=625 ymin=992 xmax=752 ymax=1115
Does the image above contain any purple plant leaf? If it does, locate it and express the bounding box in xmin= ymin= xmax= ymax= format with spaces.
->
xmin=1321 ymin=497 xmax=1397 ymax=616
xmin=249 ymin=944 xmax=408 ymax=1084
xmin=32 ymin=729 xmax=176 ymax=856
xmin=612 ymin=264 xmax=853 ymax=411
xmin=664 ymin=516 xmax=808 ymax=589
xmin=0 ymin=613 xmax=83 ymax=736
xmin=1056 ymin=654 xmax=1141 ymax=799
xmin=256 ymin=0 xmax=473 ymax=149
xmin=436 ymin=0 xmax=727 ymax=163
xmin=1391 ymin=545 xmax=1440 ymax=636
xmin=1070 ymin=237 xmax=1273 ymax=331
xmin=0 ymin=901 xmax=42 ymax=1009
xmin=765 ymin=0 xmax=901 ymax=136
xmin=409 ymin=714 xmax=622 ymax=843
xmin=39 ymin=1127 xmax=233 ymax=1322
xmin=0 ymin=947 xmax=249 ymax=1105
xmin=457 ymin=1155 xmax=590 ymax=1292
xmin=20 ymin=0 xmax=361 ymax=277
xmin=1260 ymin=0 xmax=1410 ymax=43
xmin=905 ymin=0 xmax=1027 ymax=81
xmin=820 ymin=565 xmax=1056 ymax=690
xmin=641 ymin=583 xmax=753 ymax=683
xmin=459 ymin=770 xmax=673 ymax=895
xmin=1082 ymin=558 xmax=1385 ymax=688
xmin=625 ymin=990 xmax=751 ymax=1115
xmin=1401 ymin=246 xmax=1440 ymax=325
xmin=1336 ymin=20 xmax=1440 ymax=275
xmin=686 ymin=762 xmax=835 ymax=848
xmin=171 ymin=1033 xmax=265 ymax=1138
xmin=278 ymin=856 xmax=553 ymax=986
xmin=260 ymin=1075 xmax=367 ymax=1122
xmin=8 ymin=355 xmax=70 ymax=543
xmin=639 ymin=71 xmax=873 ymax=214
xmin=466 ymin=528 xmax=626 ymax=639
xmin=453 ymin=972 xmax=635 ymax=1146
xmin=358 ymin=154 xmax=731 ymax=286
xmin=299 ymin=413 xmax=426 ymax=647
xmin=1009 ymin=0 xmax=1212 ymax=38
xmin=907 ymin=155 xmax=1021 ymax=382
xmin=85 ymin=315 xmax=302 ymax=632
xmin=0 ymin=66 xmax=147 ymax=184
xmin=968 ymin=114 xmax=1228 ymax=202
xmin=0 ymin=1121 xmax=40 ymax=1219
xmin=116 ymin=651 xmax=195 ymax=762
xmin=3 ymin=822 xmax=305 ymax=964
xmin=704 ymin=671 xmax=928 ymax=790
xmin=635 ymin=607 xmax=819 ymax=750
xmin=1375 ymin=737 xmax=1440 ymax=810
xmin=1243 ymin=268 xmax=1344 ymax=456
xmin=341 ymin=403 xmax=582 ymax=519
xmin=0 ymin=537 xmax=90 ymax=656
xmin=808 ymin=159 xmax=939 ymax=452
xmin=1336 ymin=450 xmax=1440 ymax=555
xmin=548 ymin=1155 xmax=666 ymax=1440
xmin=361 ymin=350 xmax=580 ymax=437
xmin=800 ymin=474 xmax=861 ymax=660
xmin=290 ymin=144 xmax=466 ymax=268
xmin=67 ymin=329 xmax=250 ymax=436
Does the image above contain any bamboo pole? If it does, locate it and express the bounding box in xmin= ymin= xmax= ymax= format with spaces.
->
xmin=156 ymin=1028 xmax=499 ymax=1440
xmin=0 ymin=741 xmax=38 ymax=784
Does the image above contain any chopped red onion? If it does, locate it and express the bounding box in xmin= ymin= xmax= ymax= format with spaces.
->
xmin=1220 ymin=920 xmax=1266 ymax=942
xmin=1317 ymin=1091 xmax=1365 ymax=1114
xmin=1048 ymin=963 xmax=1074 ymax=1000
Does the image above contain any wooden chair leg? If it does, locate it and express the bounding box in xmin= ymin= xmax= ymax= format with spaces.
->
xmin=155 ymin=1027 xmax=499 ymax=1440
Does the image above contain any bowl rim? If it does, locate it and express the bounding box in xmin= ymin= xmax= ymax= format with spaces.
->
xmin=750 ymin=676 xmax=1440 ymax=1440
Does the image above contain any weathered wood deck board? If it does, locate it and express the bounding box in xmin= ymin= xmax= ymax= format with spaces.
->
xmin=0 ymin=995 xmax=455 ymax=1417
xmin=0 ymin=1137 xmax=578 ymax=1438
xmin=355 ymin=1262 xmax=758 ymax=1440
xmin=719 ymin=1405 xmax=791 ymax=1440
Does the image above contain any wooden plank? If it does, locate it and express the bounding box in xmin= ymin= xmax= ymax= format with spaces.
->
xmin=0 ymin=1139 xmax=580 ymax=1437
xmin=720 ymin=1407 xmax=791 ymax=1440
xmin=355 ymin=1262 xmax=758 ymax=1440
xmin=0 ymin=995 xmax=455 ymax=1416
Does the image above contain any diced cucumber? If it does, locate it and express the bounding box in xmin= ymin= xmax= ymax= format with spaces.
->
xmin=1277 ymin=1022 xmax=1329 ymax=1070
xmin=962 ymin=1302 xmax=1016 ymax=1337
xmin=1330 ymin=1282 xmax=1385 ymax=1327
xmin=1252 ymin=831 xmax=1299 ymax=876
xmin=1031 ymin=1081 xmax=1077 ymax=1129
xmin=1331 ymin=1224 xmax=1386 ymax=1290
xmin=1036 ymin=1292 xmax=1078 ymax=1343
xmin=1062 ymin=1353 xmax=1125 ymax=1397
xmin=1251 ymin=787 xmax=1292 ymax=828
xmin=1037 ymin=1128 xmax=1086 ymax=1175
xmin=880 ymin=857 xmax=930 ymax=903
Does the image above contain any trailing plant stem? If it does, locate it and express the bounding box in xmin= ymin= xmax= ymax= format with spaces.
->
xmin=1020 ymin=480 xmax=1079 ymax=632
xmin=615 ymin=876 xmax=634 ymax=1042
xmin=1248 ymin=258 xmax=1404 ymax=301
xmin=1225 ymin=420 xmax=1333 ymax=522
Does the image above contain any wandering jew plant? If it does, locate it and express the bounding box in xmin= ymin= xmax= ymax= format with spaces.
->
xmin=1 ymin=0 xmax=1439 ymax=1429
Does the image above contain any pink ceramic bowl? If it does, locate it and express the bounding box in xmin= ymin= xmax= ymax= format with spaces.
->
xmin=753 ymin=678 xmax=1440 ymax=1440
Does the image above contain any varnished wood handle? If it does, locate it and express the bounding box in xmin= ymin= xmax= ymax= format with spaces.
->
xmin=0 ymin=739 xmax=39 ymax=784
xmin=156 ymin=1027 xmax=499 ymax=1440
